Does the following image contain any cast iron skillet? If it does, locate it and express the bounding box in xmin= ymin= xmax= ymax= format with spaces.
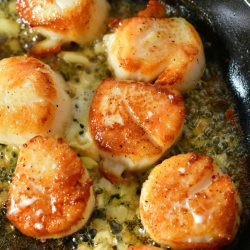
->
xmin=165 ymin=0 xmax=250 ymax=249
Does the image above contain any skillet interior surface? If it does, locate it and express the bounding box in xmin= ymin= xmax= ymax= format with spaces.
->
xmin=0 ymin=0 xmax=249 ymax=249
xmin=180 ymin=0 xmax=250 ymax=249
xmin=172 ymin=0 xmax=250 ymax=249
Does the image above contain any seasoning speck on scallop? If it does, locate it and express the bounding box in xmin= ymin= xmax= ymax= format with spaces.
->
xmin=140 ymin=153 xmax=241 ymax=249
xmin=104 ymin=0 xmax=205 ymax=92
xmin=0 ymin=55 xmax=71 ymax=145
xmin=7 ymin=136 xmax=95 ymax=239
xmin=89 ymin=78 xmax=185 ymax=177
xmin=16 ymin=0 xmax=110 ymax=55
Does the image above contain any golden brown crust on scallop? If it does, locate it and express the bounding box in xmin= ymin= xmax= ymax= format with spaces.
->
xmin=17 ymin=0 xmax=110 ymax=54
xmin=0 ymin=55 xmax=71 ymax=145
xmin=89 ymin=78 xmax=185 ymax=171
xmin=7 ymin=136 xmax=94 ymax=239
xmin=140 ymin=153 xmax=241 ymax=249
xmin=0 ymin=56 xmax=55 ymax=134
xmin=17 ymin=0 xmax=88 ymax=27
xmin=0 ymin=56 xmax=56 ymax=99
xmin=104 ymin=17 xmax=205 ymax=92
xmin=155 ymin=20 xmax=204 ymax=91
xmin=17 ymin=0 xmax=91 ymax=36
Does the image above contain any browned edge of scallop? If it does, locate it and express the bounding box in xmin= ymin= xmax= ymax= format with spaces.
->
xmin=0 ymin=56 xmax=57 ymax=135
xmin=89 ymin=78 xmax=185 ymax=171
xmin=154 ymin=19 xmax=205 ymax=91
xmin=16 ymin=0 xmax=92 ymax=34
xmin=7 ymin=136 xmax=94 ymax=239
xmin=140 ymin=152 xmax=241 ymax=249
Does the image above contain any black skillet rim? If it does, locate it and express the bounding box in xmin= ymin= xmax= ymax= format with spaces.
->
xmin=167 ymin=0 xmax=250 ymax=249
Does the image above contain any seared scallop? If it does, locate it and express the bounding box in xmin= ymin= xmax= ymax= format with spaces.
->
xmin=89 ymin=78 xmax=185 ymax=175
xmin=140 ymin=153 xmax=241 ymax=249
xmin=104 ymin=15 xmax=205 ymax=92
xmin=7 ymin=136 xmax=95 ymax=239
xmin=0 ymin=56 xmax=71 ymax=145
xmin=16 ymin=0 xmax=110 ymax=55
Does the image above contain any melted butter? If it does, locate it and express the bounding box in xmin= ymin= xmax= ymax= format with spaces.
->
xmin=184 ymin=198 xmax=204 ymax=225
xmin=192 ymin=213 xmax=204 ymax=224
xmin=50 ymin=195 xmax=57 ymax=214
xmin=34 ymin=222 xmax=43 ymax=230
xmin=35 ymin=209 xmax=43 ymax=216
xmin=19 ymin=197 xmax=38 ymax=208
xmin=178 ymin=167 xmax=185 ymax=173
xmin=104 ymin=114 xmax=124 ymax=126
xmin=9 ymin=197 xmax=20 ymax=215
xmin=31 ymin=183 xmax=45 ymax=193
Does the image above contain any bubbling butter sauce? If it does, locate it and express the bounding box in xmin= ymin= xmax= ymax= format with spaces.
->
xmin=0 ymin=0 xmax=249 ymax=249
